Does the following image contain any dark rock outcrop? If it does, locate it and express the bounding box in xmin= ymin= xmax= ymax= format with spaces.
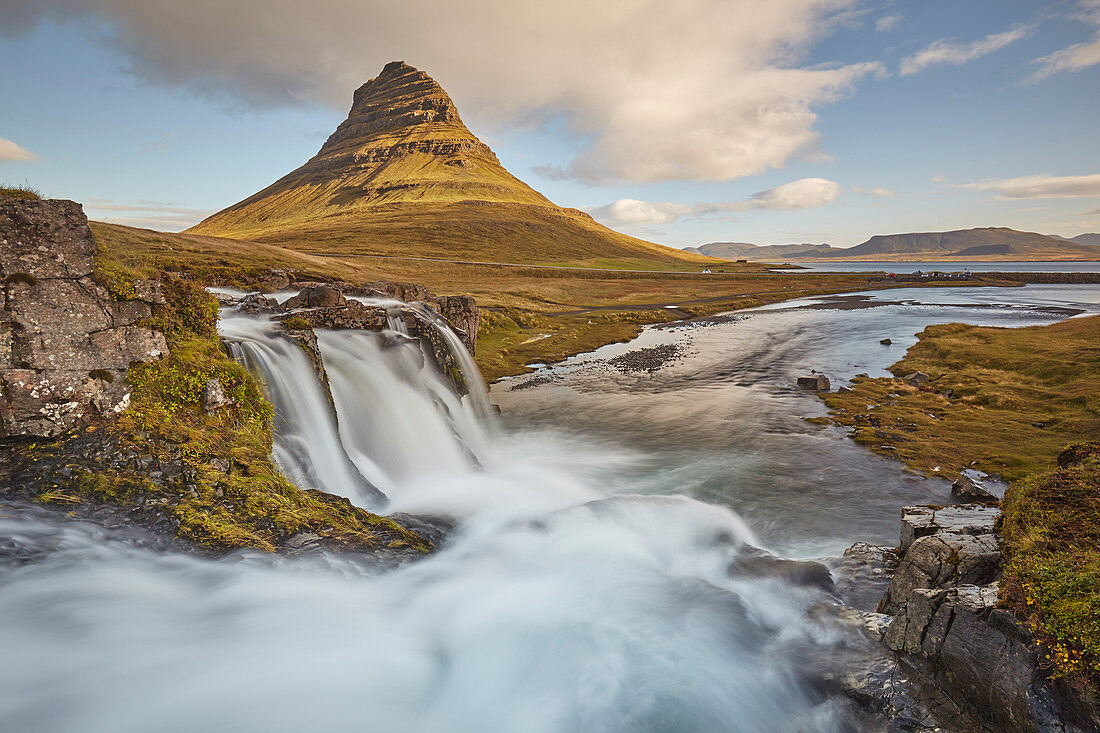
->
xmin=879 ymin=532 xmax=1001 ymax=614
xmin=0 ymin=198 xmax=167 ymax=438
xmin=860 ymin=501 xmax=1100 ymax=732
xmin=797 ymin=374 xmax=831 ymax=391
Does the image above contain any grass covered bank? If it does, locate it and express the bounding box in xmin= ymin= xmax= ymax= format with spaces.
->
xmin=89 ymin=221 xmax=1011 ymax=381
xmin=819 ymin=316 xmax=1100 ymax=684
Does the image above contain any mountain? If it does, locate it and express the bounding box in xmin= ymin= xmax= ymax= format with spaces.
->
xmin=805 ymin=227 xmax=1100 ymax=261
xmin=684 ymin=242 xmax=837 ymax=260
xmin=189 ymin=61 xmax=710 ymax=268
xmin=1067 ymin=233 xmax=1100 ymax=246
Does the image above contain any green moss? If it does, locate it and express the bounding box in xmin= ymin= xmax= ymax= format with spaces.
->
xmin=279 ymin=315 xmax=312 ymax=331
xmin=1001 ymin=445 xmax=1100 ymax=685
xmin=88 ymin=369 xmax=115 ymax=383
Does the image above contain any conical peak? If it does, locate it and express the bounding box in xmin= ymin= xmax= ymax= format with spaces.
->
xmin=348 ymin=60 xmax=462 ymax=129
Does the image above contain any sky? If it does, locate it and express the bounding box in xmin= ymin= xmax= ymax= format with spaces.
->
xmin=1 ymin=0 xmax=1098 ymax=248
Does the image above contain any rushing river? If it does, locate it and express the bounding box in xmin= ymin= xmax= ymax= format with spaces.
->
xmin=1 ymin=283 xmax=1098 ymax=732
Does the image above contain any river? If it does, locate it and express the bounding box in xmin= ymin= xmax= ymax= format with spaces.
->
xmin=0 ymin=283 xmax=1097 ymax=732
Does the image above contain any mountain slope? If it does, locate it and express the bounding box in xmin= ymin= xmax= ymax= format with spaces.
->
xmin=1068 ymin=233 xmax=1100 ymax=246
xmin=809 ymin=227 xmax=1100 ymax=261
xmin=189 ymin=61 xmax=711 ymax=268
xmin=685 ymin=242 xmax=837 ymax=260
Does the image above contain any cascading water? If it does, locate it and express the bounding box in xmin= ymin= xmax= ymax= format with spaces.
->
xmin=23 ymin=288 xmax=1087 ymax=731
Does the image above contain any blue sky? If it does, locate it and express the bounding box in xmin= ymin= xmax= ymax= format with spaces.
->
xmin=1 ymin=0 xmax=1098 ymax=247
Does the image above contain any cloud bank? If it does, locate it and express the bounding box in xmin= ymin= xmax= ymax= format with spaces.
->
xmin=900 ymin=26 xmax=1028 ymax=75
xmin=0 ymin=137 xmax=38 ymax=163
xmin=589 ymin=177 xmax=842 ymax=227
xmin=957 ymin=173 xmax=1100 ymax=199
xmin=3 ymin=0 xmax=878 ymax=184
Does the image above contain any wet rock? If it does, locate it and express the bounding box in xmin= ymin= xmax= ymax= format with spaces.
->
xmin=279 ymin=299 xmax=388 ymax=330
xmin=283 ymin=284 xmax=347 ymax=309
xmin=838 ymin=385 xmax=853 ymax=394
xmin=833 ymin=542 xmax=898 ymax=612
xmin=880 ymin=338 xmax=892 ymax=345
xmin=202 ymin=378 xmax=234 ymax=413
xmin=729 ymin=549 xmax=835 ymax=592
xmin=237 ymin=292 xmax=281 ymax=314
xmin=899 ymin=504 xmax=998 ymax=552
xmin=879 ymin=532 xmax=1001 ymax=614
xmin=797 ymin=374 xmax=831 ymax=391
xmin=951 ymin=472 xmax=999 ymax=504
xmin=881 ymin=584 xmax=1074 ymax=732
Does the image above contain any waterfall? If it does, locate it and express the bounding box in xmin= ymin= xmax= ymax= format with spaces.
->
xmin=218 ymin=303 xmax=493 ymax=506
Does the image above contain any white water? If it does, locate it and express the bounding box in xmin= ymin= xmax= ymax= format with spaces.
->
xmin=0 ymin=298 xmax=875 ymax=732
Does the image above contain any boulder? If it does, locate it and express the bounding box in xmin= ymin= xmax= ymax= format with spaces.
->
xmin=283 ymin=284 xmax=347 ymax=309
xmin=201 ymin=378 xmax=234 ymax=413
xmin=904 ymin=371 xmax=930 ymax=386
xmin=0 ymin=197 xmax=96 ymax=279
xmin=880 ymin=338 xmax=892 ymax=345
xmin=237 ymin=292 xmax=281 ymax=314
xmin=951 ymin=472 xmax=1000 ymax=504
xmin=797 ymin=374 xmax=831 ymax=391
xmin=879 ymin=532 xmax=1001 ymax=614
xmin=899 ymin=504 xmax=998 ymax=552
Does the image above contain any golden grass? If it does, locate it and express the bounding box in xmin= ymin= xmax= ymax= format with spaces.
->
xmin=819 ymin=316 xmax=1100 ymax=481
xmin=90 ymin=221 xmax=913 ymax=379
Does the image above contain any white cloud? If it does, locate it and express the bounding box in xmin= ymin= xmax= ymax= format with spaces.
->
xmin=900 ymin=26 xmax=1028 ymax=75
xmin=1030 ymin=0 xmax=1100 ymax=81
xmin=0 ymin=137 xmax=39 ymax=163
xmin=853 ymin=185 xmax=897 ymax=198
xmin=956 ymin=173 xmax=1100 ymax=199
xmin=589 ymin=177 xmax=842 ymax=227
xmin=84 ymin=199 xmax=213 ymax=232
xmin=4 ymin=0 xmax=879 ymax=184
xmin=875 ymin=15 xmax=902 ymax=33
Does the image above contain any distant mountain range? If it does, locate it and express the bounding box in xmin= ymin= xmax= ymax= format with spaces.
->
xmin=686 ymin=227 xmax=1100 ymax=262
xmin=1054 ymin=233 xmax=1100 ymax=246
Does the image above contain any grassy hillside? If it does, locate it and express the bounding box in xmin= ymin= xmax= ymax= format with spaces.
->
xmin=92 ymin=221 xmax=897 ymax=380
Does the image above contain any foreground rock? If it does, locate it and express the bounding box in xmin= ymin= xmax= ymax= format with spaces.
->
xmin=847 ymin=500 xmax=1100 ymax=732
xmin=797 ymin=374 xmax=831 ymax=391
xmin=0 ymin=197 xmax=167 ymax=438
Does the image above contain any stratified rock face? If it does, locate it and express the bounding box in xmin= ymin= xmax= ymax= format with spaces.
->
xmin=0 ymin=197 xmax=167 ymax=438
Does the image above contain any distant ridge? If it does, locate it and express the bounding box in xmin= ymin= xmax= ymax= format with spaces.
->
xmin=189 ymin=61 xmax=711 ymax=267
xmin=691 ymin=227 xmax=1100 ymax=262
xmin=684 ymin=242 xmax=837 ymax=260
xmin=1066 ymin=233 xmax=1100 ymax=246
